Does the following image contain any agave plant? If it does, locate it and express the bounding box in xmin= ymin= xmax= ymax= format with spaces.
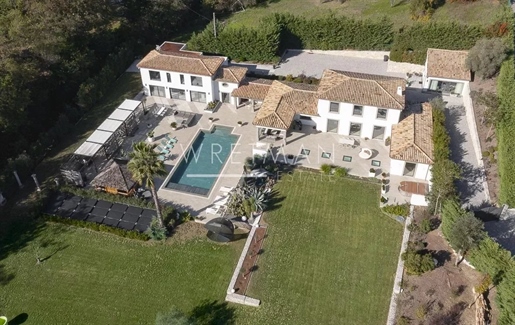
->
xmin=248 ymin=186 xmax=267 ymax=212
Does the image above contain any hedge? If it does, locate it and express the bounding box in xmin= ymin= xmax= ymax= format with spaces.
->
xmin=497 ymin=266 xmax=515 ymax=325
xmin=188 ymin=20 xmax=281 ymax=63
xmin=427 ymin=101 xmax=460 ymax=213
xmin=390 ymin=22 xmax=483 ymax=64
xmin=382 ymin=203 xmax=410 ymax=217
xmin=496 ymin=59 xmax=515 ymax=206
xmin=43 ymin=215 xmax=150 ymax=241
xmin=273 ymin=13 xmax=393 ymax=52
xmin=468 ymin=237 xmax=515 ymax=284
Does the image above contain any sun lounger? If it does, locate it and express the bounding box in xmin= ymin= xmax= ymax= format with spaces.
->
xmin=213 ymin=195 xmax=229 ymax=206
xmin=164 ymin=134 xmax=178 ymax=144
xmin=157 ymin=154 xmax=166 ymax=161
xmin=155 ymin=145 xmax=169 ymax=154
xmin=160 ymin=140 xmax=174 ymax=149
xmin=206 ymin=206 xmax=220 ymax=215
xmin=156 ymin=106 xmax=167 ymax=117
xmin=219 ymin=186 xmax=234 ymax=194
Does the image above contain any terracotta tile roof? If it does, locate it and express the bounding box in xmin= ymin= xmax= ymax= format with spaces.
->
xmin=137 ymin=50 xmax=225 ymax=76
xmin=215 ymin=66 xmax=248 ymax=84
xmin=317 ymin=70 xmax=405 ymax=110
xmin=252 ymin=81 xmax=318 ymax=129
xmin=390 ymin=103 xmax=434 ymax=165
xmin=426 ymin=48 xmax=471 ymax=81
xmin=91 ymin=161 xmax=135 ymax=192
xmin=231 ymin=78 xmax=272 ymax=100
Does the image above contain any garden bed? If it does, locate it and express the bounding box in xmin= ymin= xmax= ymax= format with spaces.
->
xmin=204 ymin=100 xmax=221 ymax=114
xmin=234 ymin=226 xmax=267 ymax=295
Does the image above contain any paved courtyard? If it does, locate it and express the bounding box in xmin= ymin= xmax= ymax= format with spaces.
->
xmin=135 ymin=96 xmax=407 ymax=219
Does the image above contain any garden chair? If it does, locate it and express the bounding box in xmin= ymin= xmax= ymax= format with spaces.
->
xmin=157 ymin=154 xmax=166 ymax=162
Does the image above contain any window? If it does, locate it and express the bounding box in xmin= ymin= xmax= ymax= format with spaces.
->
xmin=191 ymin=76 xmax=203 ymax=87
xmin=170 ymin=88 xmax=185 ymax=100
xmin=321 ymin=152 xmax=331 ymax=159
xmin=404 ymin=163 xmax=417 ymax=177
xmin=377 ymin=108 xmax=387 ymax=119
xmin=180 ymin=74 xmax=185 ymax=85
xmin=329 ymin=102 xmax=339 ymax=113
xmin=166 ymin=73 xmax=171 ymax=83
xmin=371 ymin=160 xmax=381 ymax=167
xmin=327 ymin=119 xmax=339 ymax=133
xmin=372 ymin=126 xmax=385 ymax=140
xmin=190 ymin=91 xmax=206 ymax=103
xmin=343 ymin=155 xmax=352 ymax=162
xmin=149 ymin=70 xmax=161 ymax=81
xmin=353 ymin=105 xmax=363 ymax=116
xmin=349 ymin=122 xmax=361 ymax=136
xmin=300 ymin=149 xmax=311 ymax=156
xmin=149 ymin=85 xmax=165 ymax=97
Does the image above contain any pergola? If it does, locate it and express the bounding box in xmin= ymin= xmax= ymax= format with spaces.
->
xmin=61 ymin=99 xmax=144 ymax=186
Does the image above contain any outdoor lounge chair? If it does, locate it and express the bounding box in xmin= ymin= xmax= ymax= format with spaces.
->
xmin=165 ymin=134 xmax=178 ymax=144
xmin=206 ymin=206 xmax=220 ymax=215
xmin=219 ymin=186 xmax=234 ymax=194
xmin=160 ymin=140 xmax=174 ymax=149
xmin=155 ymin=145 xmax=169 ymax=154
xmin=213 ymin=195 xmax=229 ymax=207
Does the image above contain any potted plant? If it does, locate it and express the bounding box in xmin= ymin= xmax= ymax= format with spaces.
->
xmin=385 ymin=136 xmax=391 ymax=146
xmin=369 ymin=168 xmax=376 ymax=177
xmin=381 ymin=184 xmax=387 ymax=194
xmin=208 ymin=117 xmax=214 ymax=123
xmin=381 ymin=172 xmax=387 ymax=178
xmin=170 ymin=122 xmax=177 ymax=131
xmin=237 ymin=121 xmax=243 ymax=127
xmin=286 ymin=154 xmax=295 ymax=165
xmin=380 ymin=196 xmax=388 ymax=204
xmin=146 ymin=131 xmax=154 ymax=143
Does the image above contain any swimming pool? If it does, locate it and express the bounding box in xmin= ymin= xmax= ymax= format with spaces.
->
xmin=165 ymin=126 xmax=239 ymax=196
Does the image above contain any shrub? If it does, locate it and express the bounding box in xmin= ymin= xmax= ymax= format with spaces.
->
xmin=382 ymin=203 xmax=410 ymax=217
xmin=419 ymin=218 xmax=432 ymax=234
xmin=466 ymin=38 xmax=508 ymax=79
xmin=43 ymin=215 xmax=149 ymax=241
xmin=320 ymin=164 xmax=332 ymax=175
xmin=390 ymin=22 xmax=482 ymax=64
xmin=397 ymin=316 xmax=410 ymax=325
xmin=402 ymin=246 xmax=435 ymax=275
xmin=468 ymin=237 xmax=515 ymax=284
xmin=497 ymin=266 xmax=515 ymax=325
xmin=145 ymin=216 xmax=168 ymax=241
xmin=497 ymin=59 xmax=515 ymax=206
xmin=333 ymin=167 xmax=347 ymax=178
xmin=427 ymin=99 xmax=460 ymax=213
xmin=441 ymin=198 xmax=468 ymax=239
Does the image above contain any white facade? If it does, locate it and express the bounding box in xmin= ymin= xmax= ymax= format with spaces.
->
xmin=140 ymin=68 xmax=220 ymax=103
xmin=215 ymin=81 xmax=239 ymax=105
xmin=390 ymin=158 xmax=431 ymax=181
xmin=422 ymin=60 xmax=469 ymax=95
xmin=315 ymin=99 xmax=401 ymax=139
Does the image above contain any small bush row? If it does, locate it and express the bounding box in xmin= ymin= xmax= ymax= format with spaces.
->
xmin=382 ymin=203 xmax=410 ymax=217
xmin=43 ymin=215 xmax=150 ymax=241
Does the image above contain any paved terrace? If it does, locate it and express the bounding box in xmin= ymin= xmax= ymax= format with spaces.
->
xmin=132 ymin=96 xmax=413 ymax=218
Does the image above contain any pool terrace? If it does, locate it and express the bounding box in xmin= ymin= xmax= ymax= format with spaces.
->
xmin=141 ymin=96 xmax=409 ymax=219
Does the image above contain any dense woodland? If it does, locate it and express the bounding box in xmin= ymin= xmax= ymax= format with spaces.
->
xmin=0 ymin=0 xmax=222 ymax=181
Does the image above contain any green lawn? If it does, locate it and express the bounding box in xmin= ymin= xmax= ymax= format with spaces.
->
xmin=227 ymin=0 xmax=502 ymax=28
xmin=0 ymin=223 xmax=242 ymax=324
xmin=238 ymin=171 xmax=403 ymax=325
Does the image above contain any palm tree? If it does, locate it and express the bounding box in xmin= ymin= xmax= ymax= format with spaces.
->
xmin=128 ymin=141 xmax=167 ymax=227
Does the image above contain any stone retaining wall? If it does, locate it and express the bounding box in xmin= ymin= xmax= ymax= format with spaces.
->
xmin=386 ymin=205 xmax=413 ymax=325
xmin=225 ymin=225 xmax=261 ymax=307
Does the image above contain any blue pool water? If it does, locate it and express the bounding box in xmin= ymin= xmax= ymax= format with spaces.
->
xmin=165 ymin=126 xmax=239 ymax=196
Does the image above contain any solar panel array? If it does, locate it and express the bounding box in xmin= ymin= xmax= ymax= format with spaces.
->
xmin=45 ymin=193 xmax=154 ymax=232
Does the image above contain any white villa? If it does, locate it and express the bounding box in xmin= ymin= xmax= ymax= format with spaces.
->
xmin=422 ymin=48 xmax=472 ymax=96
xmin=133 ymin=42 xmax=473 ymax=207
xmin=137 ymin=41 xmax=247 ymax=106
